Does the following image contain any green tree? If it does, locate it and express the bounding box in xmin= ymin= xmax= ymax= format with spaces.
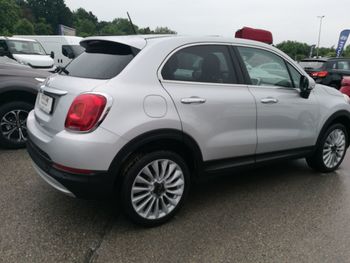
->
xmin=99 ymin=23 xmax=121 ymax=35
xmin=34 ymin=17 xmax=52 ymax=35
xmin=138 ymin=27 xmax=152 ymax=34
xmin=73 ymin=8 xmax=97 ymax=36
xmin=75 ymin=19 xmax=96 ymax=37
xmin=276 ymin=41 xmax=310 ymax=60
xmin=14 ymin=18 xmax=34 ymax=34
xmin=73 ymin=8 xmax=98 ymax=25
xmin=342 ymin=45 xmax=350 ymax=57
xmin=138 ymin=26 xmax=176 ymax=35
xmin=0 ymin=0 xmax=20 ymax=35
xmin=99 ymin=18 xmax=138 ymax=36
xmin=26 ymin=0 xmax=73 ymax=33
xmin=154 ymin=26 xmax=176 ymax=34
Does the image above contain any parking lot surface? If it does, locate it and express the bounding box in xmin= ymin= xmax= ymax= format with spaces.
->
xmin=1 ymin=149 xmax=350 ymax=262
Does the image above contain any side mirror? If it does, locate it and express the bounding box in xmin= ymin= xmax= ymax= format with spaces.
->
xmin=299 ymin=75 xmax=313 ymax=99
xmin=50 ymin=51 xmax=55 ymax=59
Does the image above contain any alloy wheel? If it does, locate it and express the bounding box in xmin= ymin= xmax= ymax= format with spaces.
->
xmin=131 ymin=159 xmax=185 ymax=220
xmin=0 ymin=109 xmax=29 ymax=143
xmin=322 ymin=129 xmax=346 ymax=169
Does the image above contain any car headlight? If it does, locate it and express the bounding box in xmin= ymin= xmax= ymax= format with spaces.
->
xmin=343 ymin=94 xmax=350 ymax=104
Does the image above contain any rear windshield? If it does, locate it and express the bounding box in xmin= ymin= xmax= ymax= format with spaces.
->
xmin=62 ymin=41 xmax=140 ymax=79
xmin=299 ymin=60 xmax=326 ymax=70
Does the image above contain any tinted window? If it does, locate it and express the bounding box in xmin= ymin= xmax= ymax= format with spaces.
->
xmin=336 ymin=60 xmax=350 ymax=70
xmin=63 ymin=41 xmax=139 ymax=79
xmin=299 ymin=60 xmax=326 ymax=70
xmin=237 ymin=47 xmax=293 ymax=88
xmin=162 ymin=45 xmax=237 ymax=84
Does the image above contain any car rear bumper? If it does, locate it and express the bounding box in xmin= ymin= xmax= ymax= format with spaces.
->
xmin=26 ymin=110 xmax=128 ymax=199
xmin=27 ymin=136 xmax=115 ymax=199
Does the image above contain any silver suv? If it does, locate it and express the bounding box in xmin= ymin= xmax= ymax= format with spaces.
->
xmin=27 ymin=35 xmax=350 ymax=226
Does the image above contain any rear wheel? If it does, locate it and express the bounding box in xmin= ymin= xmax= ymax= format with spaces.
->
xmin=0 ymin=101 xmax=33 ymax=149
xmin=121 ymin=151 xmax=190 ymax=227
xmin=306 ymin=123 xmax=348 ymax=172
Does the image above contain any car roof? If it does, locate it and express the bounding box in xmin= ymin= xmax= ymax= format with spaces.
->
xmin=300 ymin=58 xmax=328 ymax=62
xmin=301 ymin=57 xmax=350 ymax=62
xmin=0 ymin=36 xmax=37 ymax=42
xmin=81 ymin=34 xmax=276 ymax=51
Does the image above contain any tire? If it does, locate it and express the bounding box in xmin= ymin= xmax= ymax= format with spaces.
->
xmin=121 ymin=151 xmax=190 ymax=227
xmin=306 ymin=123 xmax=348 ymax=173
xmin=0 ymin=101 xmax=33 ymax=149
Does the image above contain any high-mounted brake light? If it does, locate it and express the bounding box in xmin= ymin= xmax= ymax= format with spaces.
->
xmin=65 ymin=93 xmax=107 ymax=132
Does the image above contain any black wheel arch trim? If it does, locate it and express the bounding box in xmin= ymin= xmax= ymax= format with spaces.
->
xmin=108 ymin=129 xmax=204 ymax=183
xmin=317 ymin=110 xmax=350 ymax=147
xmin=0 ymin=86 xmax=37 ymax=95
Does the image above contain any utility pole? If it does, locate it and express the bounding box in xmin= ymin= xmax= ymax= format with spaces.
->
xmin=316 ymin=15 xmax=325 ymax=58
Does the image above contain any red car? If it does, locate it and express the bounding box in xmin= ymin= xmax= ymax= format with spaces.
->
xmin=340 ymin=77 xmax=350 ymax=96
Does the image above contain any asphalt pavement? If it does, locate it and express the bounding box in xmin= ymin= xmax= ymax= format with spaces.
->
xmin=1 ymin=149 xmax=350 ymax=263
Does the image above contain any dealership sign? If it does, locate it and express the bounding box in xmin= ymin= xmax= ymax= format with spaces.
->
xmin=336 ymin=29 xmax=350 ymax=57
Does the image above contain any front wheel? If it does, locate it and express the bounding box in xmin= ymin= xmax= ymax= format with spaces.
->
xmin=307 ymin=123 xmax=348 ymax=173
xmin=121 ymin=151 xmax=190 ymax=227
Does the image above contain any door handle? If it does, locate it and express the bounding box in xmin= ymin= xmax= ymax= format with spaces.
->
xmin=260 ymin=97 xmax=278 ymax=104
xmin=181 ymin=97 xmax=206 ymax=104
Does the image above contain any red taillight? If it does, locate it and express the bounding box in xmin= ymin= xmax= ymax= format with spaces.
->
xmin=311 ymin=71 xmax=328 ymax=78
xmin=65 ymin=94 xmax=107 ymax=132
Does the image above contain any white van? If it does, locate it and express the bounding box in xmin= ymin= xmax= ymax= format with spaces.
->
xmin=15 ymin=36 xmax=85 ymax=67
xmin=0 ymin=37 xmax=55 ymax=71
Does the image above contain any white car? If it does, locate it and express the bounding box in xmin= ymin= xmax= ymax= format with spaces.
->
xmin=27 ymin=35 xmax=350 ymax=226
xmin=0 ymin=37 xmax=55 ymax=71
xmin=15 ymin=35 xmax=85 ymax=67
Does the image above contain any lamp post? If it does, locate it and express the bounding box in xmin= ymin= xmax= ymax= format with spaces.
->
xmin=316 ymin=15 xmax=325 ymax=58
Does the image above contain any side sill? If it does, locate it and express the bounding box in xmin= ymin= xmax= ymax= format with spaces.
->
xmin=203 ymin=146 xmax=315 ymax=174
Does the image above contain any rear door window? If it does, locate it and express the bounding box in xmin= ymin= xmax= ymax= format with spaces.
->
xmin=161 ymin=45 xmax=238 ymax=84
xmin=63 ymin=41 xmax=139 ymax=79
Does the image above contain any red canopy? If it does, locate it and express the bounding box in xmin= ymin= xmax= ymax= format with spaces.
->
xmin=235 ymin=27 xmax=273 ymax=44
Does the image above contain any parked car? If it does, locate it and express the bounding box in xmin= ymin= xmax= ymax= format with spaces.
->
xmin=299 ymin=57 xmax=350 ymax=89
xmin=15 ymin=35 xmax=85 ymax=67
xmin=0 ymin=37 xmax=55 ymax=71
xmin=340 ymin=76 xmax=350 ymax=97
xmin=0 ymin=56 xmax=50 ymax=148
xmin=27 ymin=35 xmax=350 ymax=226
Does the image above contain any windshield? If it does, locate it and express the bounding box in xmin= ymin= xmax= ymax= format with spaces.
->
xmin=6 ymin=40 xmax=47 ymax=55
xmin=299 ymin=61 xmax=325 ymax=70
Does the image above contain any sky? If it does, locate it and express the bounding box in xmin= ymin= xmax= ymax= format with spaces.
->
xmin=65 ymin=0 xmax=350 ymax=47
